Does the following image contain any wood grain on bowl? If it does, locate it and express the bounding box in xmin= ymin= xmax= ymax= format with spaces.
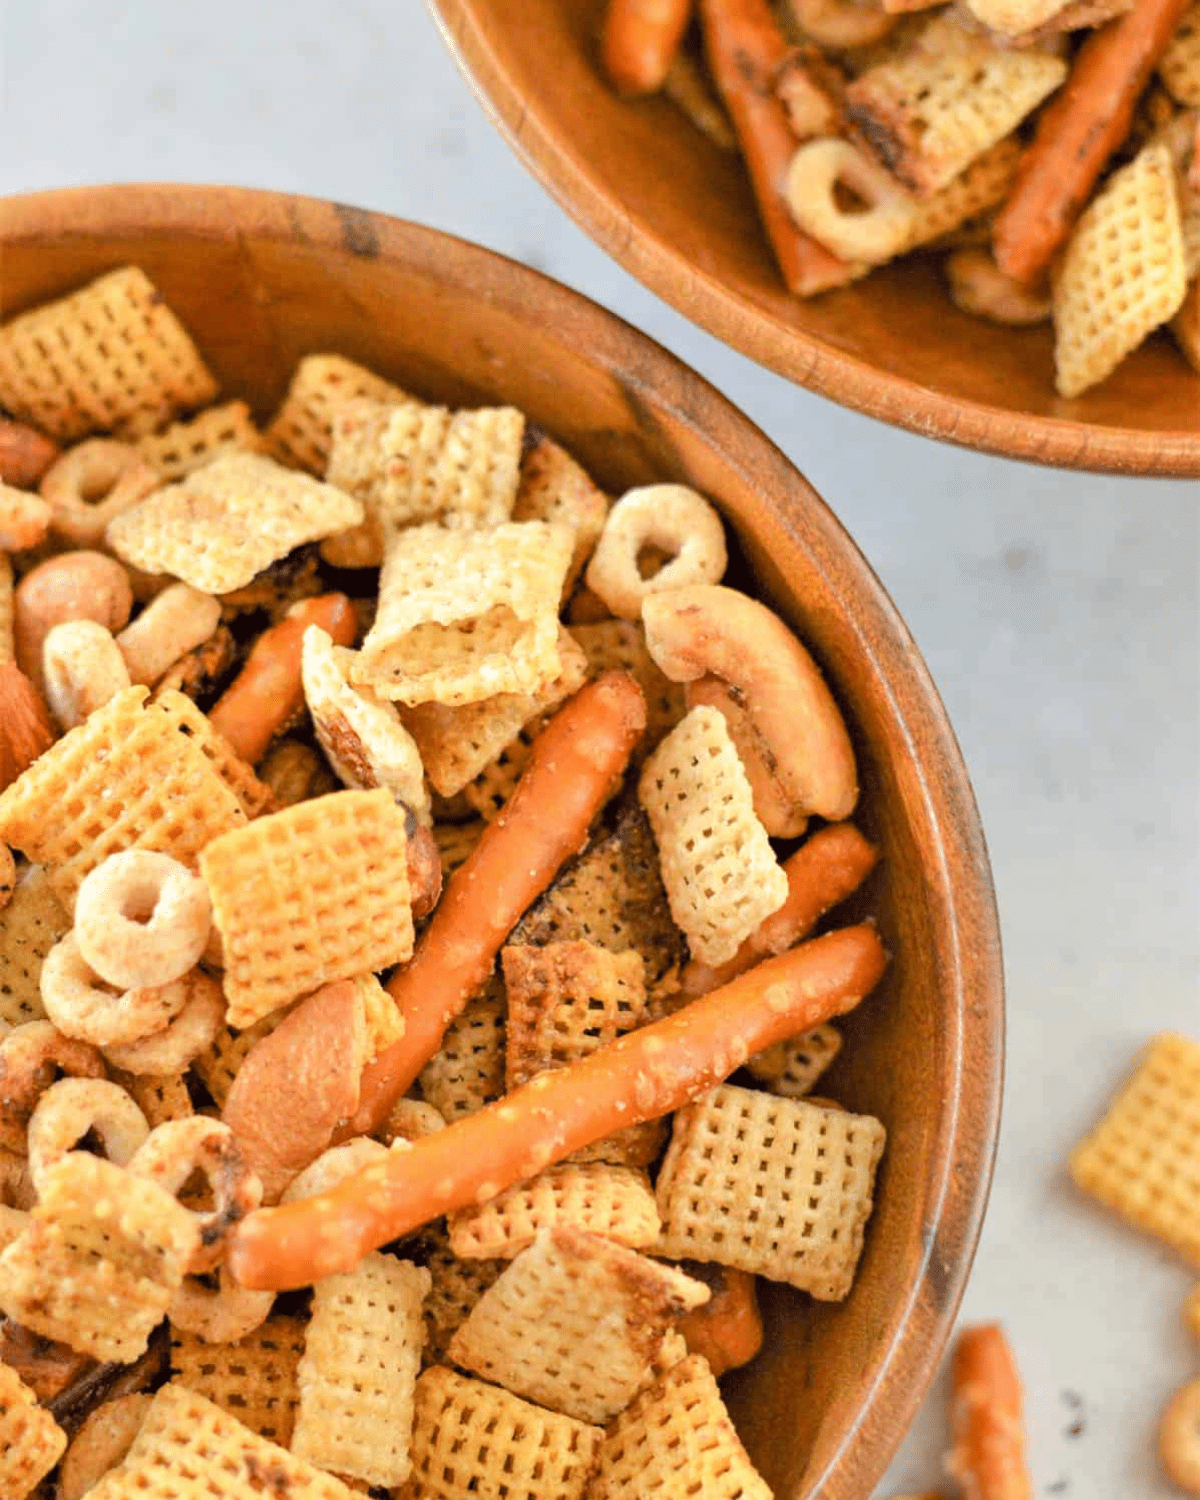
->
xmin=429 ymin=0 xmax=1200 ymax=476
xmin=0 ymin=183 xmax=1003 ymax=1497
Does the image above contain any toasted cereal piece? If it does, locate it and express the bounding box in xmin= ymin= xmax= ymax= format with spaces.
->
xmin=407 ymin=1365 xmax=602 ymax=1500
xmin=200 ymin=789 xmax=414 ymax=1027
xmin=170 ymin=1314 xmax=306 ymax=1445
xmin=0 ymin=686 xmax=246 ymax=909
xmin=585 ymin=485 xmax=727 ymax=622
xmin=1070 ymin=1033 xmax=1200 ymax=1262
xmin=1163 ymin=3 xmax=1200 ymax=106
xmin=135 ymin=400 xmax=265 ymax=481
xmin=448 ymin=1162 xmax=661 ymax=1260
xmin=106 ymin=452 xmax=362 ymax=595
xmin=570 ymin=620 xmax=686 ymax=748
xmin=293 ymin=1252 xmax=431 ymax=1488
xmin=897 ymin=136 xmax=1022 ymax=254
xmin=1054 ymin=142 xmax=1187 ymax=398
xmin=405 ymin=627 xmax=588 ymax=799
xmin=353 ymin=521 xmax=572 ymax=707
xmin=0 ymin=268 xmax=218 ymax=442
xmin=302 ymin=625 xmax=431 ymax=822
xmin=58 ymin=1393 xmax=151 ymax=1500
xmin=193 ymin=1006 xmax=290 ymax=1110
xmin=0 ymin=865 xmax=68 ymax=1030
xmin=747 ymin=1022 xmax=843 ymax=1097
xmin=657 ymin=1084 xmax=886 ymax=1298
xmin=117 ymin=1070 xmax=194 ymax=1128
xmin=786 ymin=137 xmax=922 ymax=264
xmin=85 ymin=1381 xmax=356 ymax=1499
xmin=418 ymin=1224 xmax=505 ymax=1365
xmin=1 ymin=552 xmax=13 ymax=664
xmin=460 ymin=724 xmax=540 ymax=821
xmin=0 ymin=1152 xmax=198 ymax=1360
xmin=150 ymin=689 xmax=275 ymax=820
xmin=432 ymin=817 xmax=485 ymax=879
xmin=512 ymin=430 xmax=610 ymax=594
xmin=845 ymin=41 xmax=1066 ymax=195
xmin=217 ymin=545 xmax=324 ymax=623
xmin=448 ymin=1229 xmax=708 ymax=1424
xmin=961 ymin=0 xmax=1073 ymax=35
xmin=0 ymin=1359 xmax=67 ymax=1498
xmin=589 ymin=1353 xmax=770 ymax=1500
xmin=266 ymin=353 xmax=419 ymax=475
xmin=638 ymin=707 xmax=788 ymax=968
xmin=417 ymin=980 xmax=506 ymax=1122
xmin=281 ymin=1136 xmax=390 ymax=1204
xmin=1161 ymin=1377 xmax=1200 ymax=1493
xmin=383 ymin=1096 xmax=447 ymax=1145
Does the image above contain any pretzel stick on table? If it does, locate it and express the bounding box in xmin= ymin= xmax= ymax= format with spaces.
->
xmin=700 ymin=0 xmax=862 ymax=294
xmin=992 ymin=0 xmax=1193 ymax=285
xmin=229 ymin=922 xmax=887 ymax=1289
xmin=945 ymin=1323 xmax=1033 ymax=1500
xmin=602 ymin=0 xmax=694 ymax=96
xmin=346 ymin=669 xmax=647 ymax=1136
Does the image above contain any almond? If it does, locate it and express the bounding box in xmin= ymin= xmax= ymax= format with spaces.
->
xmin=0 ymin=417 xmax=59 ymax=490
xmin=0 ymin=660 xmax=57 ymax=793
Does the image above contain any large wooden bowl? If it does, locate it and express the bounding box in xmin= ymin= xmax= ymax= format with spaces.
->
xmin=0 ymin=184 xmax=1003 ymax=1497
xmin=430 ymin=0 xmax=1200 ymax=476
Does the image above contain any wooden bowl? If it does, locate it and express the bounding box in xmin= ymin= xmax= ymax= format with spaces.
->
xmin=0 ymin=184 xmax=1003 ymax=1497
xmin=429 ymin=0 xmax=1200 ymax=476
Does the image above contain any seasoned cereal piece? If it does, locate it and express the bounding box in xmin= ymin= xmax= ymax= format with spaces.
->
xmin=0 ymin=1360 xmax=67 ymax=1499
xmin=570 ymin=620 xmax=685 ymax=747
xmin=293 ymin=1252 xmax=431 ymax=1488
xmin=265 ymin=352 xmax=418 ymax=474
xmin=589 ymin=1353 xmax=771 ymax=1500
xmin=134 ymin=400 xmax=265 ymax=481
xmin=200 ymin=789 xmax=414 ymax=1027
xmin=0 ymin=865 xmax=68 ymax=1030
xmin=418 ymin=1222 xmax=506 ymax=1364
xmin=0 ymin=267 xmax=219 ymax=442
xmin=407 ymin=1366 xmax=602 ymax=1500
xmin=432 ymin=817 xmax=485 ymax=879
xmin=417 ymin=980 xmax=506 ymax=1122
xmin=512 ymin=430 xmax=610 ymax=593
xmin=107 ymin=452 xmax=363 ymax=594
xmin=449 ymin=1229 xmax=708 ymax=1424
xmin=655 ymin=1085 xmax=886 ymax=1299
xmin=747 ymin=1021 xmax=843 ymax=1097
xmin=116 ymin=1070 xmax=194 ymax=1128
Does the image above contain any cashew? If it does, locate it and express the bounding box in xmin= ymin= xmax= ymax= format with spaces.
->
xmin=685 ymin=677 xmax=807 ymax=839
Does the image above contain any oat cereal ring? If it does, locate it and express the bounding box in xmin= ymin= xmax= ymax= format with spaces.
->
xmin=101 ymin=969 xmax=225 ymax=1076
xmin=41 ymin=619 xmax=132 ymax=730
xmin=0 ymin=844 xmax=15 ymax=912
xmin=58 ymin=1392 xmax=152 ymax=1500
xmin=14 ymin=550 xmax=133 ymax=689
xmin=40 ymin=933 xmax=193 ymax=1048
xmin=74 ymin=850 xmax=212 ymax=991
xmin=0 ymin=1020 xmax=107 ymax=1153
xmin=26 ymin=1077 xmax=150 ymax=1193
xmin=169 ymin=1267 xmax=276 ymax=1343
xmin=0 ymin=484 xmax=52 ymax=552
xmin=945 ymin=249 xmax=1053 ymax=327
xmin=279 ymin=1136 xmax=391 ymax=1203
xmin=130 ymin=1116 xmax=263 ymax=1275
xmin=785 ymin=138 xmax=914 ymax=265
xmin=584 ymin=485 xmax=727 ymax=621
xmin=116 ymin=582 xmax=222 ymax=689
xmin=1161 ymin=1378 xmax=1200 ymax=1493
xmin=40 ymin=439 xmax=159 ymax=548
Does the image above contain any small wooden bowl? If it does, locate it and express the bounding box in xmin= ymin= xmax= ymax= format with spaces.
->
xmin=0 ymin=184 xmax=1003 ymax=1498
xmin=430 ymin=0 xmax=1200 ymax=476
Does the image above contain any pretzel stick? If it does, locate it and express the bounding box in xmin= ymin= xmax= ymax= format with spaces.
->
xmin=679 ymin=821 xmax=878 ymax=997
xmin=207 ymin=593 xmax=357 ymax=764
xmin=946 ymin=1324 xmax=1032 ymax=1500
xmin=678 ymin=1266 xmax=763 ymax=1375
xmin=229 ymin=922 xmax=887 ymax=1289
xmin=602 ymin=0 xmax=694 ymax=95
xmin=992 ymin=0 xmax=1191 ymax=284
xmin=345 ymin=670 xmax=647 ymax=1136
xmin=699 ymin=0 xmax=860 ymax=294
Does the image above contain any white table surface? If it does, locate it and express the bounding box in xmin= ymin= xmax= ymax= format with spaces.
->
xmin=2 ymin=4 xmax=1197 ymax=1494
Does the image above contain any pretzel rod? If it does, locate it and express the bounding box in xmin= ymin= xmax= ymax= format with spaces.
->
xmin=345 ymin=670 xmax=648 ymax=1135
xmin=992 ymin=0 xmax=1191 ymax=284
xmin=699 ymin=0 xmax=860 ymax=294
xmin=602 ymin=0 xmax=694 ymax=95
xmin=678 ymin=1266 xmax=763 ymax=1375
xmin=946 ymin=1324 xmax=1032 ymax=1500
xmin=207 ymin=593 xmax=357 ymax=764
xmin=229 ymin=922 xmax=887 ymax=1289
xmin=679 ymin=822 xmax=878 ymax=997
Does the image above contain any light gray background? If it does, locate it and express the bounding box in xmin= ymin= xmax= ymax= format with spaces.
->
xmin=1 ymin=4 xmax=1197 ymax=1493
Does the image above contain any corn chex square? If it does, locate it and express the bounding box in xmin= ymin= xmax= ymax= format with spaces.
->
xmin=417 ymin=1223 xmax=506 ymax=1365
xmin=846 ymin=42 xmax=1065 ymax=195
xmin=448 ymin=1229 xmax=708 ymax=1425
xmin=461 ymin=725 xmax=540 ymax=822
xmin=1054 ymin=142 xmax=1187 ymax=398
xmin=589 ymin=1353 xmax=771 ymax=1500
xmin=119 ymin=1071 xmax=194 ymax=1128
xmin=0 ymin=865 xmax=68 ymax=1030
xmin=352 ymin=521 xmax=572 ymax=707
xmin=569 ymin=621 xmax=685 ymax=749
xmin=448 ymin=1161 xmax=661 ymax=1261
xmin=0 ymin=266 xmax=218 ymax=442
xmin=638 ymin=706 xmax=788 ymax=968
xmin=406 ymin=1366 xmax=602 ymax=1500
xmin=897 ymin=137 xmax=1023 ymax=255
xmin=266 ymin=352 xmax=418 ymax=474
xmin=512 ymin=431 xmax=610 ymax=595
xmin=201 ymin=789 xmax=414 ymax=1027
xmin=135 ymin=399 xmax=266 ymax=481
xmin=418 ymin=980 xmax=506 ymax=1122
xmin=85 ymin=1382 xmax=356 ymax=1499
xmin=106 ymin=451 xmax=362 ymax=594
xmin=170 ymin=1314 xmax=307 ymax=1446
xmin=656 ymin=1085 xmax=886 ymax=1300
xmin=0 ymin=686 xmax=246 ymax=909
xmin=747 ymin=1022 xmax=843 ymax=1098
xmin=432 ymin=818 xmax=485 ymax=880
xmin=1071 ymin=1033 xmax=1200 ymax=1263
xmin=151 ymin=688 xmax=276 ymax=819
xmin=1162 ymin=4 xmax=1200 ymax=107
xmin=0 ymin=1153 xmax=198 ymax=1361
xmin=0 ymin=1360 xmax=66 ymax=1499
xmin=293 ymin=1252 xmax=431 ymax=1488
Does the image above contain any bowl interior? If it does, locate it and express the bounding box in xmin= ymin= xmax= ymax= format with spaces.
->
xmin=0 ymin=185 xmax=1003 ymax=1497
xmin=431 ymin=0 xmax=1200 ymax=475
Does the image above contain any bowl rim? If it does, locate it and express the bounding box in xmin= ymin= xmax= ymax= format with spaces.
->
xmin=0 ymin=180 xmax=1004 ymax=1495
xmin=428 ymin=0 xmax=1200 ymax=478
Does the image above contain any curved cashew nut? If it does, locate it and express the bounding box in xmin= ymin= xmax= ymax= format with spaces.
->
xmin=785 ymin=0 xmax=895 ymax=46
xmin=945 ymin=248 xmax=1053 ymax=327
xmin=641 ymin=585 xmax=857 ymax=822
xmin=685 ymin=677 xmax=807 ymax=838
